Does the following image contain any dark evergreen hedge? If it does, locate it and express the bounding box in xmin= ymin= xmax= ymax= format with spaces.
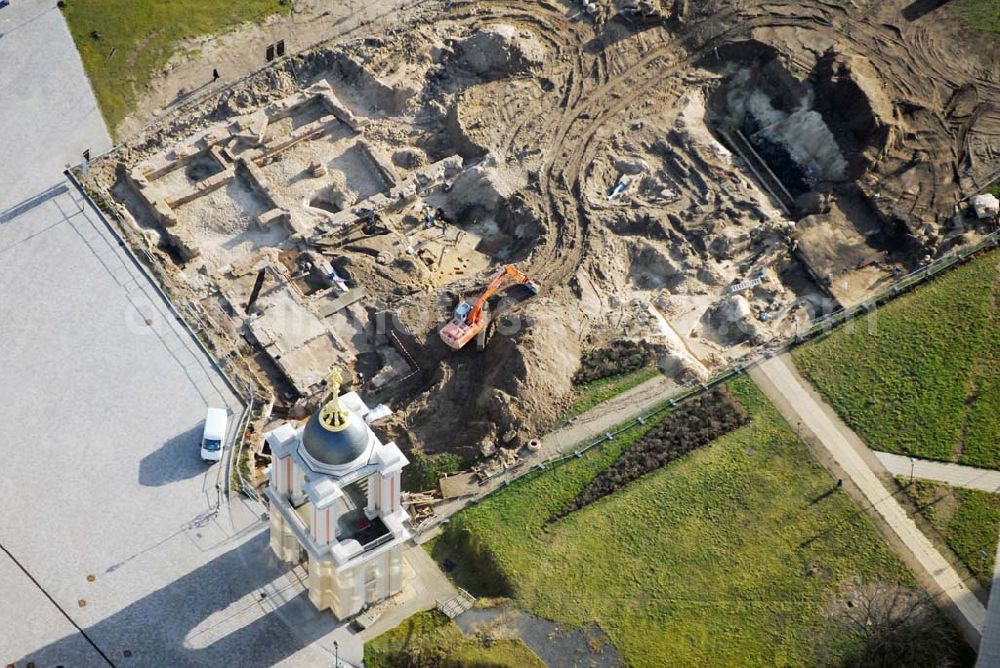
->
xmin=552 ymin=388 xmax=750 ymax=521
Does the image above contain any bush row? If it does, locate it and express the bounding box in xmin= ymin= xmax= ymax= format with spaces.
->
xmin=552 ymin=388 xmax=749 ymax=520
xmin=573 ymin=340 xmax=658 ymax=385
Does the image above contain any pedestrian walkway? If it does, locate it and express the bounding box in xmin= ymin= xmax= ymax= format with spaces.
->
xmin=874 ymin=451 xmax=1000 ymax=493
xmin=979 ymin=533 xmax=1000 ymax=666
xmin=428 ymin=372 xmax=679 ymax=522
xmin=873 ymin=449 xmax=1000 ymax=667
xmin=545 ymin=373 xmax=679 ymax=454
xmin=751 ymin=354 xmax=986 ymax=648
xmin=0 ymin=0 xmax=111 ymax=209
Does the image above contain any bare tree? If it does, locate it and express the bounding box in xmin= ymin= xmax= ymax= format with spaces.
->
xmin=825 ymin=582 xmax=960 ymax=667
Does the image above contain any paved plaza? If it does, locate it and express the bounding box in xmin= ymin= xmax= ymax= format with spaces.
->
xmin=0 ymin=185 xmax=361 ymax=666
xmin=0 ymin=0 xmax=111 ymax=210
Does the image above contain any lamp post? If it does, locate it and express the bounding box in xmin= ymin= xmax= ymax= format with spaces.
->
xmin=909 ymin=456 xmax=915 ymax=485
xmin=334 ymin=640 xmax=339 ymax=667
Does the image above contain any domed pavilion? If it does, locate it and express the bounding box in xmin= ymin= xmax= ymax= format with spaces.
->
xmin=264 ymin=371 xmax=409 ymax=619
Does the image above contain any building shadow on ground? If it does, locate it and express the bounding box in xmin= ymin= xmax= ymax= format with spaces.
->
xmin=13 ymin=532 xmax=351 ymax=666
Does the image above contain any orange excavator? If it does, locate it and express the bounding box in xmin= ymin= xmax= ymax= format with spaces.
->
xmin=440 ymin=264 xmax=540 ymax=350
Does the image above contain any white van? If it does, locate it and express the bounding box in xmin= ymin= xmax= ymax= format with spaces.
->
xmin=200 ymin=408 xmax=228 ymax=462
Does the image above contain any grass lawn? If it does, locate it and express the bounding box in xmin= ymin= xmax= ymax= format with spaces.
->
xmin=61 ymin=0 xmax=290 ymax=133
xmin=793 ymin=249 xmax=1000 ymax=468
xmin=432 ymin=377 xmax=915 ymax=666
xmin=947 ymin=0 xmax=1000 ymax=33
xmin=364 ymin=610 xmax=544 ymax=668
xmin=402 ymin=451 xmax=465 ymax=492
xmin=557 ymin=365 xmax=661 ymax=426
xmin=901 ymin=479 xmax=1000 ymax=588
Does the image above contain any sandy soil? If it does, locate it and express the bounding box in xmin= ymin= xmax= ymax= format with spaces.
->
xmin=119 ymin=0 xmax=438 ymax=138
xmin=88 ymin=0 xmax=1000 ymax=460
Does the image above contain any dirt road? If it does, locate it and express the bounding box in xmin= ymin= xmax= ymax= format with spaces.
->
xmin=544 ymin=374 xmax=679 ymax=454
xmin=751 ymin=354 xmax=986 ymax=648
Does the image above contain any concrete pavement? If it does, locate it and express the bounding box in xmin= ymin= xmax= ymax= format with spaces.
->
xmin=874 ymin=451 xmax=1000 ymax=493
xmin=0 ymin=0 xmax=111 ymax=210
xmin=545 ymin=374 xmax=680 ymax=454
xmin=356 ymin=545 xmax=458 ymax=642
xmin=979 ymin=533 xmax=1000 ymax=666
xmin=0 ymin=5 xmax=363 ymax=664
xmin=751 ymin=354 xmax=986 ymax=648
xmin=876 ymin=445 xmax=1000 ymax=667
xmin=0 ymin=183 xmax=364 ymax=666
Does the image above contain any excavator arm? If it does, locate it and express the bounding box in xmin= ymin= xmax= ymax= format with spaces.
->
xmin=440 ymin=264 xmax=539 ymax=350
xmin=466 ymin=266 xmax=529 ymax=325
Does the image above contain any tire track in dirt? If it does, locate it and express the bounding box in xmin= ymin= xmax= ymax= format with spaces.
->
xmin=446 ymin=0 xmax=996 ymax=289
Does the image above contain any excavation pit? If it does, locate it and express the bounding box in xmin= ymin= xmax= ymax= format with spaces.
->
xmin=81 ymin=9 xmax=999 ymax=471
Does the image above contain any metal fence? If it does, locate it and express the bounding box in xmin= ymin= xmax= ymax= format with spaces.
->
xmin=797 ymin=229 xmax=1000 ymax=342
xmin=457 ymin=224 xmax=1000 ymax=506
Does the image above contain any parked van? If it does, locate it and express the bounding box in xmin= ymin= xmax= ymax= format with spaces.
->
xmin=201 ymin=408 xmax=228 ymax=462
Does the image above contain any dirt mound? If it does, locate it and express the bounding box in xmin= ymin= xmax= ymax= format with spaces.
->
xmin=810 ymin=51 xmax=897 ymax=174
xmin=574 ymin=340 xmax=660 ymax=384
xmin=702 ymin=294 xmax=763 ymax=345
xmin=401 ymin=297 xmax=582 ymax=455
xmin=441 ymin=156 xmax=527 ymax=220
xmin=454 ymin=24 xmax=546 ymax=80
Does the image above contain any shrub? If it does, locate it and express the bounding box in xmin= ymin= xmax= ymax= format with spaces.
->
xmin=552 ymin=388 xmax=749 ymax=520
xmin=573 ymin=340 xmax=658 ymax=385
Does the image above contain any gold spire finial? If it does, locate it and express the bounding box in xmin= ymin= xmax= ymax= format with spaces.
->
xmin=318 ymin=368 xmax=351 ymax=431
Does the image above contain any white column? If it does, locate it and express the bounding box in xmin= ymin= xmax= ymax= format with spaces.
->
xmin=366 ymin=472 xmax=378 ymax=514
xmin=380 ymin=474 xmax=394 ymax=513
xmin=290 ymin=462 xmax=306 ymax=505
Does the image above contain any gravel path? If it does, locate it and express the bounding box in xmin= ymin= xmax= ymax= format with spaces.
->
xmin=874 ymin=452 xmax=1000 ymax=493
xmin=751 ymin=354 xmax=986 ymax=649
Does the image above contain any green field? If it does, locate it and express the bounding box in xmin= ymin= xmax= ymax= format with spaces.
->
xmin=947 ymin=0 xmax=1000 ymax=34
xmin=794 ymin=250 xmax=1000 ymax=468
xmin=61 ymin=0 xmax=290 ymax=133
xmin=557 ymin=365 xmax=661 ymax=425
xmin=364 ymin=610 xmax=544 ymax=668
xmin=403 ymin=451 xmax=465 ymax=492
xmin=903 ymin=479 xmax=1000 ymax=588
xmin=432 ymin=377 xmax=917 ymax=666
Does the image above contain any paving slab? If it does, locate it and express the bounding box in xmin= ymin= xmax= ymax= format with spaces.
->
xmin=0 ymin=183 xmax=361 ymax=666
xmin=874 ymin=451 xmax=1000 ymax=493
xmin=0 ymin=0 xmax=112 ymax=210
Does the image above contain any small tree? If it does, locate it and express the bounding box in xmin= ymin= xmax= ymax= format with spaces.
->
xmin=826 ymin=582 xmax=960 ymax=667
